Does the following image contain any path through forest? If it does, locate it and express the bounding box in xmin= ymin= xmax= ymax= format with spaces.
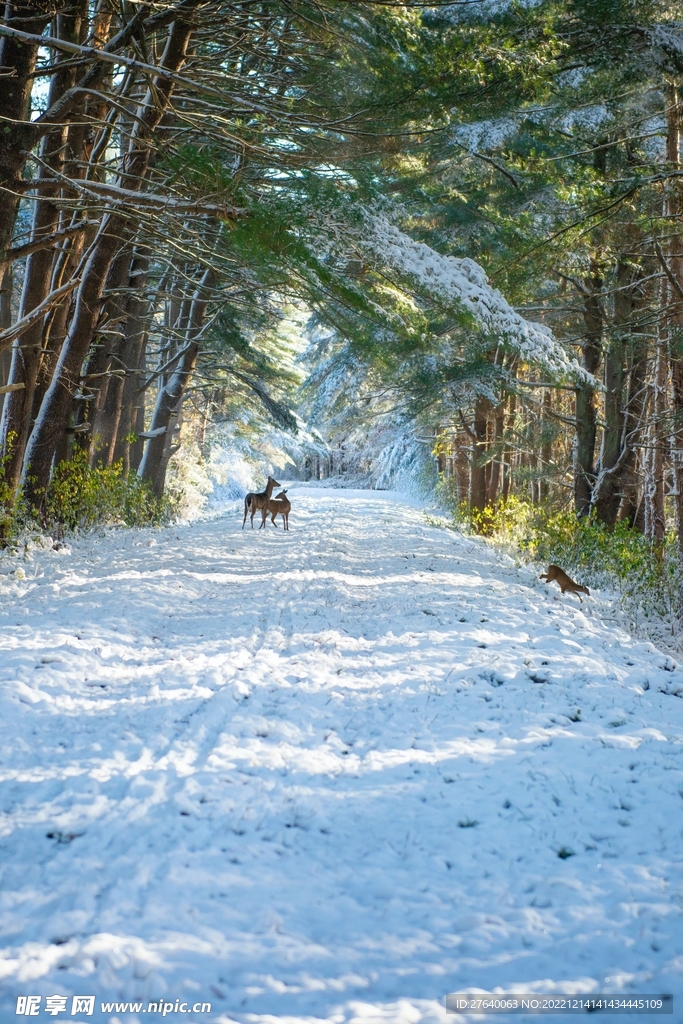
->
xmin=1 ymin=489 xmax=683 ymax=1022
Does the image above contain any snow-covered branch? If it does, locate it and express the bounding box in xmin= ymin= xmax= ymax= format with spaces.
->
xmin=365 ymin=216 xmax=590 ymax=381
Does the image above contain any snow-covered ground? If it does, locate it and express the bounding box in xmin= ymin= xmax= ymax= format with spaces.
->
xmin=1 ymin=488 xmax=683 ymax=1023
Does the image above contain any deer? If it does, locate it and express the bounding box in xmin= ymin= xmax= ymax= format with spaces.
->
xmin=242 ymin=475 xmax=280 ymax=529
xmin=267 ymin=489 xmax=291 ymax=530
xmin=540 ymin=564 xmax=590 ymax=603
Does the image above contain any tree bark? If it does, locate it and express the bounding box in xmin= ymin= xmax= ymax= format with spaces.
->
xmin=0 ymin=267 xmax=12 ymax=406
xmin=86 ymin=245 xmax=135 ymax=464
xmin=30 ymin=224 xmax=87 ymax=429
xmin=615 ymin=332 xmax=649 ymax=528
xmin=593 ymin=259 xmax=631 ymax=525
xmin=0 ymin=2 xmax=54 ymax=257
xmin=0 ymin=1 xmax=149 ymax=257
xmin=102 ymin=251 xmax=151 ymax=469
xmin=574 ymin=266 xmax=603 ymax=515
xmin=470 ymin=395 xmax=489 ymax=513
xmin=664 ymin=81 xmax=683 ymax=570
xmin=501 ymin=392 xmax=515 ymax=501
xmin=540 ymin=388 xmax=552 ymax=501
xmin=486 ymin=403 xmax=504 ymax=504
xmin=645 ymin=292 xmax=668 ymax=547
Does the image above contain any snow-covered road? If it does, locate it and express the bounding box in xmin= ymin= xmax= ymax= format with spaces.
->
xmin=1 ymin=488 xmax=683 ymax=1023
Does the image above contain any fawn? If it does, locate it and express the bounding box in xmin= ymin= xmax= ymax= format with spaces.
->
xmin=242 ymin=476 xmax=280 ymax=529
xmin=267 ymin=489 xmax=291 ymax=530
xmin=540 ymin=564 xmax=590 ymax=603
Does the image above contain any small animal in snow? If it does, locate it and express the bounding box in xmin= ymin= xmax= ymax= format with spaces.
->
xmin=540 ymin=564 xmax=590 ymax=603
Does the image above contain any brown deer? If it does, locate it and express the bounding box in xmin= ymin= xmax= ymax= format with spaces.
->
xmin=242 ymin=475 xmax=280 ymax=529
xmin=267 ymin=489 xmax=291 ymax=530
xmin=540 ymin=564 xmax=590 ymax=603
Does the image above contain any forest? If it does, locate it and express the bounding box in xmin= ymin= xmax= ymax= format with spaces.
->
xmin=1 ymin=0 xmax=683 ymax=619
xmin=5 ymin=3 xmax=683 ymax=1014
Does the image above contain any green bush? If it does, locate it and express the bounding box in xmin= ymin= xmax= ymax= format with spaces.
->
xmin=46 ymin=449 xmax=175 ymax=531
xmin=0 ymin=435 xmax=22 ymax=547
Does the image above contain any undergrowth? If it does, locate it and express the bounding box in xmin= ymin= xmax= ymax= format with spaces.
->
xmin=442 ymin=490 xmax=682 ymax=641
xmin=0 ymin=447 xmax=176 ymax=544
xmin=0 ymin=445 xmax=20 ymax=547
xmin=45 ymin=450 xmax=176 ymax=531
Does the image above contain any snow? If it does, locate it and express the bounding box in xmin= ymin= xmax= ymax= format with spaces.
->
xmin=427 ymin=0 xmax=544 ymax=23
xmin=366 ymin=218 xmax=587 ymax=381
xmin=1 ymin=488 xmax=683 ymax=1023
xmin=453 ymin=118 xmax=519 ymax=154
xmin=558 ymin=104 xmax=613 ymax=136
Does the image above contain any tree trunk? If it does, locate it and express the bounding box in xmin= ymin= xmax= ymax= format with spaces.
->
xmin=129 ymin=354 xmax=147 ymax=474
xmin=101 ymin=252 xmax=151 ymax=469
xmin=0 ymin=267 xmax=12 ymax=408
xmin=645 ymin=311 xmax=668 ymax=548
xmin=470 ymin=396 xmax=489 ymax=513
xmin=455 ymin=430 xmax=469 ymax=505
xmin=615 ymin=332 xmax=649 ymax=528
xmin=501 ymin=362 xmax=517 ymax=502
xmin=664 ymin=82 xmax=683 ymax=572
xmin=574 ymin=267 xmax=603 ymax=515
xmin=540 ymin=388 xmax=552 ymax=501
xmin=0 ymin=0 xmax=154 ymax=261
xmin=593 ymin=259 xmax=632 ymax=525
xmin=0 ymin=3 xmax=53 ymax=257
xmin=501 ymin=401 xmax=514 ymax=501
xmin=29 ymin=225 xmax=87 ymax=435
xmin=86 ymin=245 xmax=135 ymax=464
xmin=487 ymin=404 xmax=504 ymax=504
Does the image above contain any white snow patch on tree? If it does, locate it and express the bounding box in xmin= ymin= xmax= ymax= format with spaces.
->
xmin=366 ymin=216 xmax=587 ymax=379
xmin=454 ymin=117 xmax=520 ymax=153
xmin=559 ymin=103 xmax=613 ymax=134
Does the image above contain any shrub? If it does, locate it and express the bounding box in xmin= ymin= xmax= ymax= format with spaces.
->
xmin=45 ymin=449 xmax=175 ymax=531
xmin=0 ymin=435 xmax=22 ymax=547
